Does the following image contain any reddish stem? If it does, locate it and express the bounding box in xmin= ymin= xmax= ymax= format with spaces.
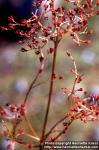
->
xmin=51 ymin=118 xmax=73 ymax=141
xmin=40 ymin=36 xmax=59 ymax=149
xmin=44 ymin=115 xmax=68 ymax=140
xmin=24 ymin=70 xmax=40 ymax=105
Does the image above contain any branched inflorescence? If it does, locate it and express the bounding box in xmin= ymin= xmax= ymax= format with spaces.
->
xmin=68 ymin=94 xmax=99 ymax=122
xmin=0 ymin=0 xmax=99 ymax=149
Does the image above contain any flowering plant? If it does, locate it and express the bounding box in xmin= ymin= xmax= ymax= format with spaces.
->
xmin=0 ymin=0 xmax=99 ymax=149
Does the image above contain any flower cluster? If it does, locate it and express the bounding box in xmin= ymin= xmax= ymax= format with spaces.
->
xmin=68 ymin=94 xmax=99 ymax=123
xmin=0 ymin=103 xmax=25 ymax=122
xmin=1 ymin=0 xmax=98 ymax=78
xmin=0 ymin=0 xmax=99 ymax=149
xmin=0 ymin=103 xmax=40 ymax=149
xmin=1 ymin=0 xmax=99 ymax=47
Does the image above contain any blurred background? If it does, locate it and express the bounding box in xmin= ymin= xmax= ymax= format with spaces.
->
xmin=0 ymin=0 xmax=99 ymax=149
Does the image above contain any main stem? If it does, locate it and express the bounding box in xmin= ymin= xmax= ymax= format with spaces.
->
xmin=40 ymin=36 xmax=59 ymax=148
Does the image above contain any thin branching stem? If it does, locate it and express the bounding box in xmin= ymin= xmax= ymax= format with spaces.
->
xmin=51 ymin=118 xmax=73 ymax=141
xmin=24 ymin=115 xmax=40 ymax=140
xmin=24 ymin=70 xmax=40 ymax=105
xmin=32 ymin=78 xmax=49 ymax=89
xmin=40 ymin=36 xmax=59 ymax=149
xmin=44 ymin=115 xmax=68 ymax=140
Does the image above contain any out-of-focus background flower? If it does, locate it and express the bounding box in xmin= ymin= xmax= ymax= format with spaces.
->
xmin=0 ymin=0 xmax=99 ymax=149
